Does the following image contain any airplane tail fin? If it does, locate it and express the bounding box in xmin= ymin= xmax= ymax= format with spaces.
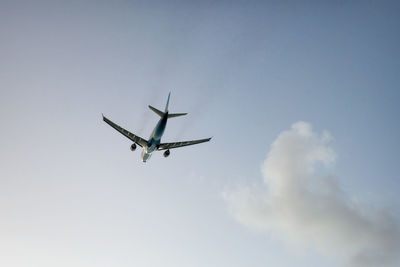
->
xmin=165 ymin=92 xmax=171 ymax=112
xmin=149 ymin=92 xmax=187 ymax=118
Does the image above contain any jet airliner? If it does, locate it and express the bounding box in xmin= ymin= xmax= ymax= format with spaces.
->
xmin=102 ymin=93 xmax=211 ymax=162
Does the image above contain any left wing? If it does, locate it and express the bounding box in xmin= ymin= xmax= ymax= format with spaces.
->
xmin=157 ymin=137 xmax=211 ymax=150
xmin=102 ymin=114 xmax=149 ymax=147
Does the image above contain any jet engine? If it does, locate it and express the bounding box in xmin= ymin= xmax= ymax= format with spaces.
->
xmin=130 ymin=143 xmax=137 ymax=151
xmin=163 ymin=149 xmax=170 ymax=158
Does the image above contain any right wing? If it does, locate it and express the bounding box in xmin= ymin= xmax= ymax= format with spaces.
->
xmin=102 ymin=115 xmax=149 ymax=147
xmin=157 ymin=137 xmax=211 ymax=150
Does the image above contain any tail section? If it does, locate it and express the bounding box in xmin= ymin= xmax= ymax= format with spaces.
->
xmin=165 ymin=92 xmax=171 ymax=112
xmin=148 ymin=105 xmax=164 ymax=117
xmin=148 ymin=92 xmax=187 ymax=118
xmin=168 ymin=112 xmax=187 ymax=118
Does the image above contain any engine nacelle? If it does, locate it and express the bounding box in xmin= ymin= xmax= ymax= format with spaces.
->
xmin=130 ymin=143 xmax=137 ymax=151
xmin=163 ymin=149 xmax=170 ymax=158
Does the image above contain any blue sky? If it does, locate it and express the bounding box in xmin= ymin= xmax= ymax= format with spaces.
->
xmin=1 ymin=1 xmax=400 ymax=267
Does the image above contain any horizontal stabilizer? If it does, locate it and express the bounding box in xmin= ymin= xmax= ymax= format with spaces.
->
xmin=148 ymin=105 xmax=164 ymax=117
xmin=168 ymin=113 xmax=187 ymax=118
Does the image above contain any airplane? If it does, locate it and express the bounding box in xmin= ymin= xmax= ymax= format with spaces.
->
xmin=102 ymin=92 xmax=211 ymax=162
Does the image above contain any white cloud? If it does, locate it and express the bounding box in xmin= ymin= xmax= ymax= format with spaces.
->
xmin=224 ymin=122 xmax=400 ymax=267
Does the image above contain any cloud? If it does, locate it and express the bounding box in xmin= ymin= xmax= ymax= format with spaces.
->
xmin=223 ymin=122 xmax=400 ymax=267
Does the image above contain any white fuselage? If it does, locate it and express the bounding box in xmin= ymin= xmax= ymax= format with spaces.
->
xmin=141 ymin=112 xmax=168 ymax=162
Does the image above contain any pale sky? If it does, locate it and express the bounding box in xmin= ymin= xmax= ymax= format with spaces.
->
xmin=1 ymin=1 xmax=400 ymax=267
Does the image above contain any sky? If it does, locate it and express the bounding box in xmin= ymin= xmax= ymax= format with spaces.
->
xmin=1 ymin=1 xmax=400 ymax=267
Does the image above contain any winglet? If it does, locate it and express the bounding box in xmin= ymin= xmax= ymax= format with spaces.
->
xmin=165 ymin=92 xmax=171 ymax=112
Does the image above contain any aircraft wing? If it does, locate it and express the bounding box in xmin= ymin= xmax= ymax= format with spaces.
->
xmin=157 ymin=137 xmax=211 ymax=150
xmin=102 ymin=115 xmax=149 ymax=147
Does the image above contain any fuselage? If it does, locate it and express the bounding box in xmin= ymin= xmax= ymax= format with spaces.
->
xmin=141 ymin=112 xmax=168 ymax=162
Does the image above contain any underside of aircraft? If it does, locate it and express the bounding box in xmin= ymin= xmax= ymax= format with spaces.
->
xmin=102 ymin=92 xmax=211 ymax=162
